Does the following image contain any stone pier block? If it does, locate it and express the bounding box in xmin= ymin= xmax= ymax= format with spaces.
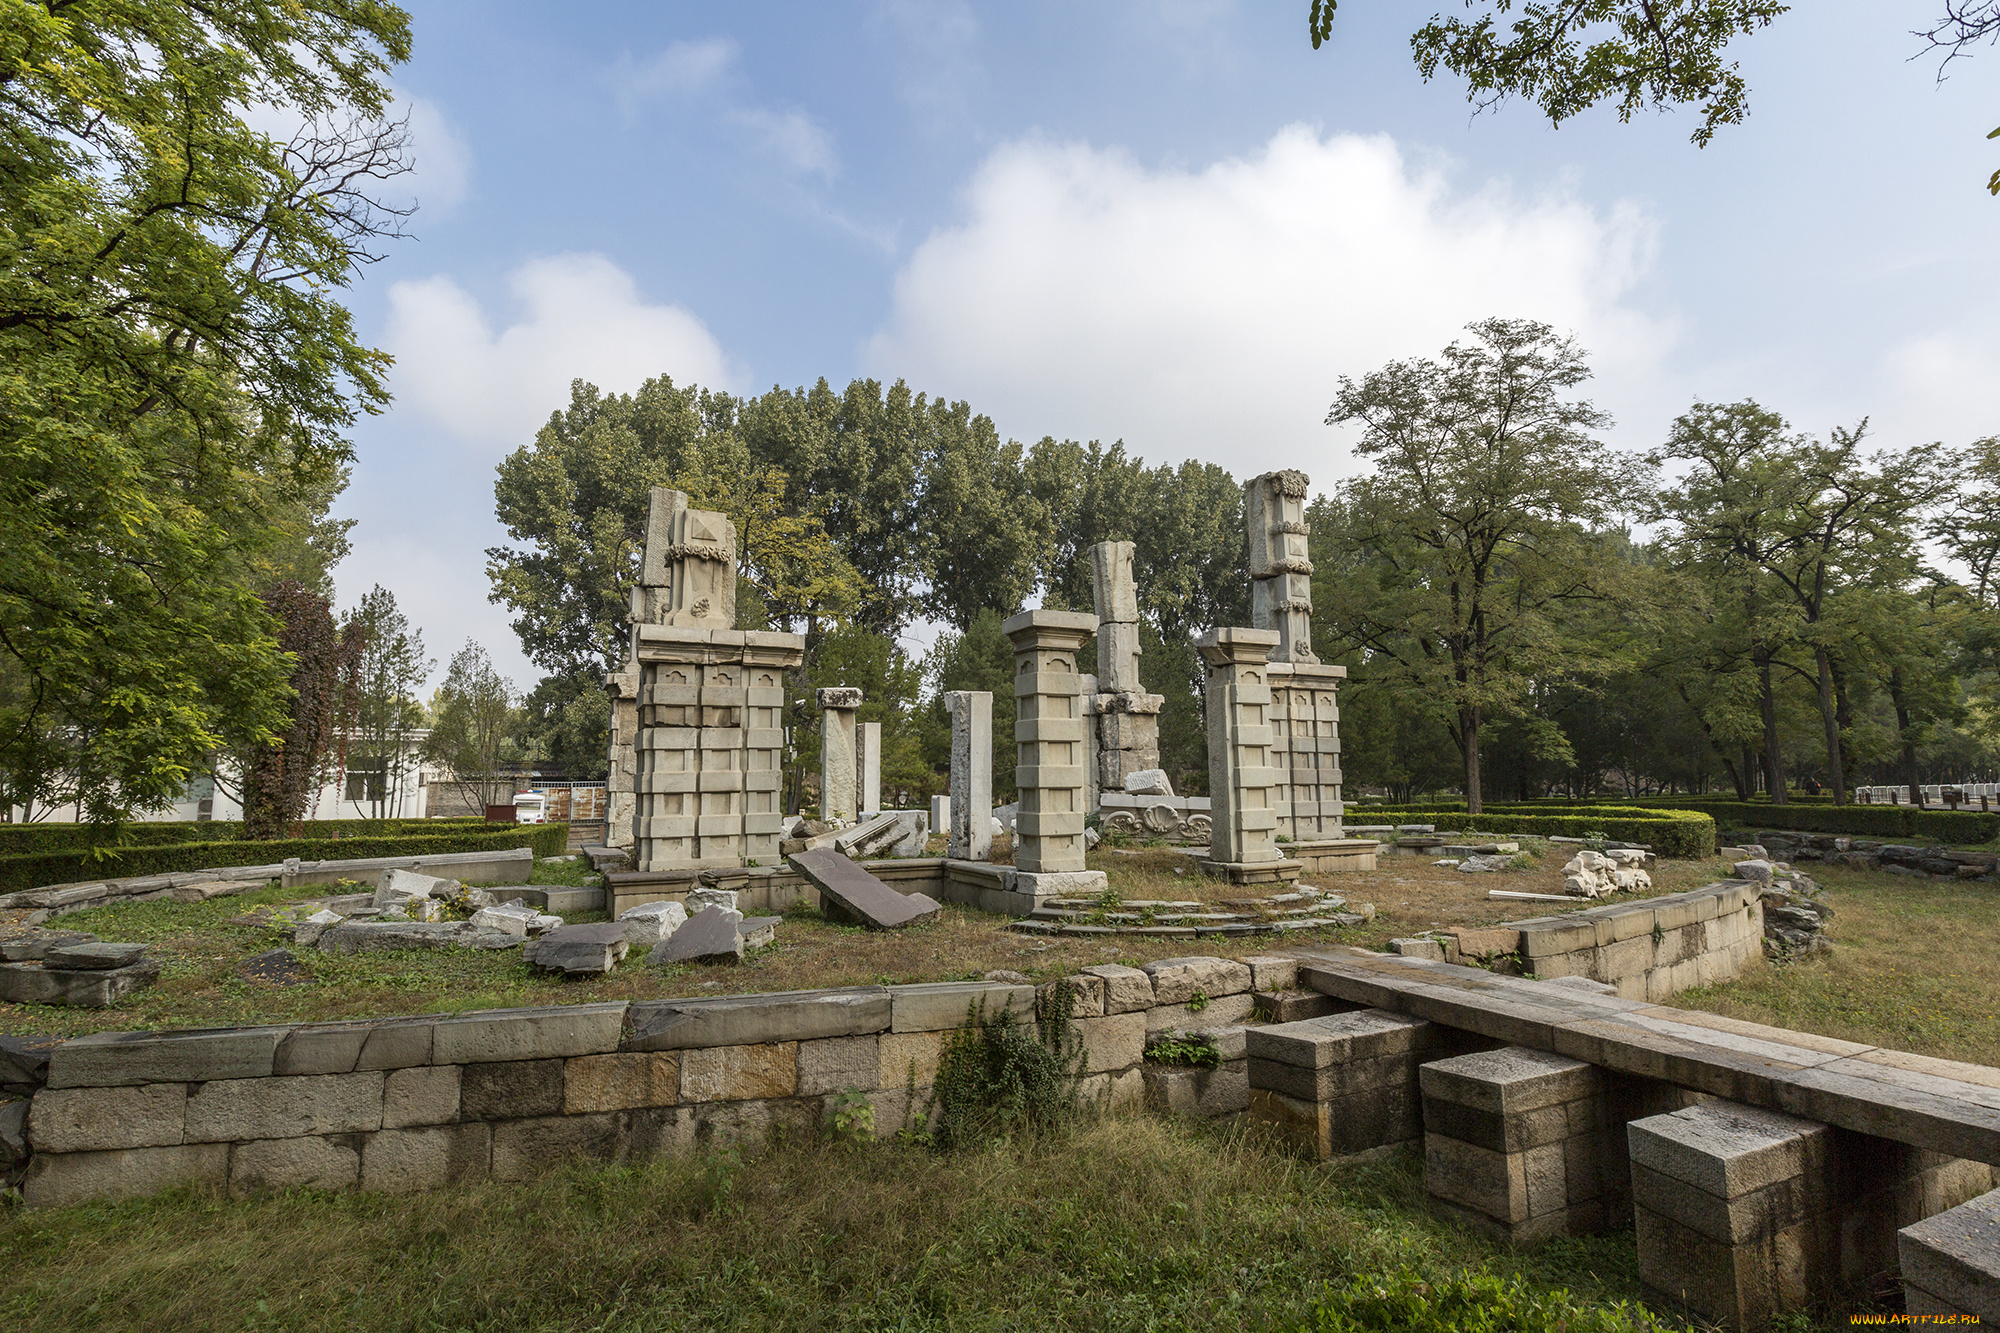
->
xmin=1247 ymin=1009 xmax=1463 ymax=1159
xmin=1001 ymin=611 xmax=1097 ymax=874
xmin=1420 ymin=1047 xmax=1615 ymax=1246
xmin=1898 ymin=1186 xmax=2000 ymax=1321
xmin=1628 ymin=1100 xmax=1837 ymax=1330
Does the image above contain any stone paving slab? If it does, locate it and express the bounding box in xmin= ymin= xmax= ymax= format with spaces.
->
xmin=787 ymin=849 xmax=942 ymax=930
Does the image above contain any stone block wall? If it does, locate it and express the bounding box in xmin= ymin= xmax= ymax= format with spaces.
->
xmin=16 ymin=954 xmax=1292 ymax=1208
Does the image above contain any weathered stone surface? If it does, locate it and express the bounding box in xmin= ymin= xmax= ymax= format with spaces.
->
xmin=878 ymin=1030 xmax=945 ymax=1088
xmin=1145 ymin=991 xmax=1256 ymax=1034
xmin=469 ymin=903 xmax=541 ymax=936
xmin=625 ymin=988 xmax=891 ymax=1051
xmin=318 ymin=921 xmax=476 ymax=954
xmin=491 ymin=1112 xmax=626 ymax=1181
xmin=1073 ymin=1012 xmax=1147 ymax=1074
xmin=29 ymin=1082 xmax=187 ymax=1152
xmin=383 ymin=1064 xmax=461 ymax=1128
xmin=229 ymin=1134 xmax=361 ymax=1195
xmin=24 ymin=1142 xmax=229 ymax=1208
xmin=376 ymin=867 xmax=458 ymax=907
xmin=889 ymin=981 xmax=1036 ymax=1032
xmin=789 ymin=848 xmax=943 ymax=930
xmin=1143 ymin=956 xmax=1252 ymax=1004
xmin=48 ymin=1026 xmax=287 ymax=1088
xmin=740 ymin=916 xmax=779 ymax=949
xmin=1144 ymin=1062 xmax=1249 ymax=1119
xmin=356 ymin=1018 xmax=437 ymax=1071
xmin=563 ymin=1051 xmax=679 ymax=1112
xmin=1421 ymin=1048 xmax=1598 ymax=1116
xmin=1078 ymin=1066 xmax=1147 ymax=1113
xmin=43 ymin=941 xmax=147 ymax=970
xmin=184 ymin=1071 xmax=384 ymax=1142
xmin=618 ymin=899 xmax=687 ymax=946
xmin=1081 ymin=963 xmax=1155 ymax=1014
xmin=685 ymin=886 xmax=738 ymax=915
xmin=523 ymin=922 xmax=631 ymax=975
xmin=0 ymin=929 xmax=96 ymax=962
xmin=647 ymin=906 xmax=745 ymax=965
xmin=797 ymin=1035 xmax=881 ymax=1095
xmin=946 ymin=690 xmax=994 ymax=862
xmin=0 ymin=958 xmax=161 ymax=1007
xmin=680 ymin=1042 xmax=798 ymax=1102
xmin=1628 ymin=1101 xmax=1831 ymax=1200
xmin=459 ymin=1059 xmax=566 ymax=1121
xmin=1899 ymin=1186 xmax=2000 ymax=1321
xmin=431 ymin=1003 xmax=628 ymax=1065
xmin=359 ymin=1123 xmax=491 ymax=1193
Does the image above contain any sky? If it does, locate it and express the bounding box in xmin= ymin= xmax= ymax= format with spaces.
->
xmin=330 ymin=1 xmax=2000 ymax=691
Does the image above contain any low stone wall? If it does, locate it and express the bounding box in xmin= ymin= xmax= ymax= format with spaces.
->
xmin=607 ymin=857 xmax=1062 ymax=921
xmin=1430 ymin=880 xmax=1764 ymax=1002
xmin=14 ymin=953 xmax=1305 ymax=1208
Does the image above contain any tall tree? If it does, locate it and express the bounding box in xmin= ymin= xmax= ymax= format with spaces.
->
xmin=341 ymin=586 xmax=429 ymax=819
xmin=238 ymin=582 xmax=365 ymax=839
xmin=1319 ymin=318 xmax=1643 ymax=812
xmin=425 ymin=642 xmax=522 ymax=813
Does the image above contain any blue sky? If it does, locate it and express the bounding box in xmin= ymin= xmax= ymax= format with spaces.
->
xmin=334 ymin=1 xmax=2000 ymax=689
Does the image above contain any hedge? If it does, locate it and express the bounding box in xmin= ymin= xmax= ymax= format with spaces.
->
xmin=1347 ymin=805 xmax=1716 ymax=859
xmin=0 ymin=816 xmax=492 ymax=857
xmin=0 ymin=823 xmax=571 ymax=893
xmin=1500 ymin=799 xmax=2000 ymax=845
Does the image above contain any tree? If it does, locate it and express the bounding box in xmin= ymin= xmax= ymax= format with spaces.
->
xmin=1306 ymin=1 xmax=1998 ymax=192
xmin=341 ymin=586 xmax=430 ymax=819
xmin=425 ymin=642 xmax=522 ymax=813
xmin=1 ymin=1 xmax=413 ymax=826
xmin=238 ymin=582 xmax=365 ymax=839
xmin=1319 ymin=318 xmax=1644 ymax=812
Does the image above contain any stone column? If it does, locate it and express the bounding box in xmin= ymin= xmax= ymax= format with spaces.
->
xmin=857 ymin=721 xmax=882 ymax=814
xmin=1198 ymin=627 xmax=1300 ymax=884
xmin=1087 ymin=541 xmax=1165 ymax=799
xmin=629 ymin=495 xmax=803 ymax=871
xmin=1245 ymin=470 xmax=1316 ymax=664
xmin=604 ymin=486 xmax=687 ymax=850
xmin=818 ymin=687 xmax=862 ymax=824
xmin=945 ymin=690 xmax=993 ymax=861
xmin=1002 ymin=610 xmax=1107 ymax=895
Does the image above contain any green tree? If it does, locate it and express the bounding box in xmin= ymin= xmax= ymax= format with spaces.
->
xmin=0 ymin=0 xmax=413 ymax=825
xmin=426 ymin=642 xmax=523 ymax=813
xmin=1319 ymin=318 xmax=1644 ymax=813
xmin=341 ymin=585 xmax=430 ymax=819
xmin=923 ymin=610 xmax=1019 ymax=803
xmin=237 ymin=582 xmax=365 ymax=839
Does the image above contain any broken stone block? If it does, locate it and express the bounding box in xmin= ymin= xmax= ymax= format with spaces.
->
xmin=787 ymin=848 xmax=943 ymax=930
xmin=833 ymin=810 xmax=927 ymax=860
xmin=619 ymin=899 xmax=688 ymax=947
xmin=685 ymin=886 xmax=738 ymax=915
xmin=317 ymin=921 xmax=476 ymax=954
xmin=374 ymin=868 xmax=458 ymax=908
xmin=739 ymin=916 xmax=779 ymax=949
xmin=468 ymin=903 xmax=541 ymax=937
xmin=0 ymin=930 xmax=97 ymax=962
xmin=523 ymin=922 xmax=630 ymax=975
xmin=0 ymin=958 xmax=162 ymax=1007
xmin=1123 ymin=769 xmax=1174 ymax=797
xmin=647 ymin=906 xmax=746 ymax=966
xmin=531 ymin=914 xmax=563 ymax=934
xmin=1732 ymin=859 xmax=1775 ymax=884
xmin=43 ymin=942 xmax=147 ymax=970
xmin=293 ymin=909 xmax=344 ymax=948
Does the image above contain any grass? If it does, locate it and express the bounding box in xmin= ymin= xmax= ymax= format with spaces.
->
xmin=0 ymin=1115 xmax=1710 ymax=1333
xmin=1665 ymin=862 xmax=2000 ymax=1066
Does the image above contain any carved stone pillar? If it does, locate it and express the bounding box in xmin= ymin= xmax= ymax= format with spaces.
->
xmin=946 ymin=690 xmax=993 ymax=861
xmin=817 ymin=687 xmax=862 ymax=824
xmin=1198 ymin=627 xmax=1301 ymax=885
xmin=1002 ymin=609 xmax=1107 ymax=895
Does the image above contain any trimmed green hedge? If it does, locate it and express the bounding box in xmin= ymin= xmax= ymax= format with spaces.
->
xmin=0 ymin=816 xmax=491 ymax=857
xmin=1349 ymin=805 xmax=1716 ymax=859
xmin=1502 ymin=799 xmax=2000 ymax=845
xmin=0 ymin=823 xmax=570 ymax=893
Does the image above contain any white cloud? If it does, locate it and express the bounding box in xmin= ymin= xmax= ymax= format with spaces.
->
xmin=1883 ymin=331 xmax=2000 ymax=446
xmin=865 ymin=126 xmax=1676 ymax=484
xmin=384 ymin=253 xmax=742 ymax=449
xmin=613 ymin=37 xmax=739 ymax=112
xmin=729 ymin=107 xmax=840 ymax=177
xmin=401 ymin=95 xmax=471 ymax=215
xmin=871 ymin=0 xmax=981 ymax=125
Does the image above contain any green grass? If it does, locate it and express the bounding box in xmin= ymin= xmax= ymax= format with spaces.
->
xmin=0 ymin=1117 xmax=1739 ymax=1333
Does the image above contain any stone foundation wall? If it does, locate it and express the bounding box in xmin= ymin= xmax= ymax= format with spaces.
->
xmin=14 ymin=953 xmax=1305 ymax=1209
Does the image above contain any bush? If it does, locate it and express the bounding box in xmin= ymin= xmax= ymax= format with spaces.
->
xmin=0 ymin=816 xmax=491 ymax=857
xmin=1283 ymin=1266 xmax=1667 ymax=1332
xmin=0 ymin=823 xmax=570 ymax=892
xmin=1506 ymin=799 xmax=2000 ymax=845
xmin=1354 ymin=805 xmax=1715 ymax=859
xmin=920 ymin=988 xmax=1083 ymax=1151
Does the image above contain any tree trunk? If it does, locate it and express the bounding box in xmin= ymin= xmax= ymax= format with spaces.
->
xmin=1755 ymin=647 xmax=1788 ymax=803
xmin=1814 ymin=646 xmax=1847 ymax=805
xmin=1461 ymin=703 xmax=1483 ymax=815
xmin=1889 ymin=666 xmax=1926 ymax=808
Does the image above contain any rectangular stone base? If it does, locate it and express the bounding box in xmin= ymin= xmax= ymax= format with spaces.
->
xmin=0 ymin=958 xmax=160 ymax=1007
xmin=1288 ymin=839 xmax=1380 ymax=874
xmin=1010 ymin=870 xmax=1107 ymax=897
xmin=1198 ymin=858 xmax=1302 ymax=886
xmin=1899 ymin=1186 xmax=2000 ymax=1322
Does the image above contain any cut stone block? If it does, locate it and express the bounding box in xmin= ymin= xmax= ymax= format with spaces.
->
xmin=1144 ymin=1061 xmax=1248 ymax=1118
xmin=375 ymin=867 xmax=457 ymax=907
xmin=739 ymin=915 xmax=778 ymax=949
xmin=789 ymin=848 xmax=943 ymax=929
xmin=1629 ymin=1100 xmax=1836 ymax=1330
xmin=1141 ymin=955 xmax=1252 ymax=1004
xmin=1247 ymin=1009 xmax=1471 ymax=1159
xmin=624 ymin=988 xmax=891 ymax=1050
xmin=0 ymin=958 xmax=161 ymax=1007
xmin=1899 ymin=1186 xmax=2000 ymax=1321
xmin=685 ymin=886 xmax=738 ymax=915
xmin=619 ymin=899 xmax=688 ymax=947
xmin=42 ymin=941 xmax=146 ymax=970
xmin=647 ymin=906 xmax=745 ymax=965
xmin=522 ymin=922 xmax=631 ymax=975
xmin=469 ymin=903 xmax=541 ymax=937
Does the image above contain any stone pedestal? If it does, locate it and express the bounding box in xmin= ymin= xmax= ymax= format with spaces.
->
xmin=858 ymin=721 xmax=882 ymax=814
xmin=1420 ymin=1047 xmax=1620 ymax=1246
xmin=1001 ymin=610 xmax=1105 ymax=895
xmin=1246 ymin=1010 xmax=1472 ymax=1159
xmin=945 ymin=690 xmax=993 ymax=862
xmin=1197 ymin=627 xmax=1299 ymax=885
xmin=632 ymin=626 xmax=803 ymax=871
xmin=818 ymin=688 xmax=862 ymax=824
xmin=1899 ymin=1186 xmax=2000 ymax=1321
xmin=1628 ymin=1101 xmax=1838 ymax=1330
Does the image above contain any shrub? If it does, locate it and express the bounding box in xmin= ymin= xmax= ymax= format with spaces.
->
xmin=921 ymin=987 xmax=1083 ymax=1152
xmin=1145 ymin=1033 xmax=1222 ymax=1068
xmin=1283 ymin=1265 xmax=1668 ymax=1332
xmin=1354 ymin=805 xmax=1715 ymax=859
xmin=0 ymin=823 xmax=570 ymax=892
xmin=0 ymin=816 xmax=490 ymax=857
xmin=1506 ymin=798 xmax=2000 ymax=845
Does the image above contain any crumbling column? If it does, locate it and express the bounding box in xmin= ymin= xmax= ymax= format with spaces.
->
xmin=1002 ymin=610 xmax=1107 ymax=894
xmin=818 ymin=687 xmax=862 ymax=824
xmin=858 ymin=721 xmax=882 ymax=814
xmin=1087 ymin=541 xmax=1166 ymax=801
xmin=1245 ymin=470 xmax=1346 ymax=842
xmin=945 ymin=690 xmax=993 ymax=861
xmin=1198 ymin=627 xmax=1300 ymax=884
xmin=629 ymin=492 xmax=802 ymax=870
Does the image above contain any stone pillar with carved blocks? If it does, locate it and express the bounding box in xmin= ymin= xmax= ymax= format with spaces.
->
xmin=1198 ymin=627 xmax=1301 ymax=885
xmin=817 ymin=688 xmax=862 ymax=824
xmin=1087 ymin=541 xmax=1166 ymax=799
xmin=1002 ymin=610 xmax=1107 ymax=895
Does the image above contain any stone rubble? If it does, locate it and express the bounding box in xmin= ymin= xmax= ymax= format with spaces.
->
xmin=617 ymin=899 xmax=688 ymax=947
xmin=1561 ymin=847 xmax=1652 ymax=899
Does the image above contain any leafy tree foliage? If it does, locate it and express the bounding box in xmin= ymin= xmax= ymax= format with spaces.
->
xmin=340 ymin=585 xmax=429 ymax=819
xmin=425 ymin=642 xmax=524 ymax=812
xmin=238 ymin=582 xmax=365 ymax=839
xmin=0 ymin=0 xmax=412 ymax=824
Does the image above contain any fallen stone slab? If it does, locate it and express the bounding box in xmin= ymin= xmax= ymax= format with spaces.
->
xmin=0 ymin=929 xmax=98 ymax=962
xmin=523 ymin=922 xmax=630 ymax=975
xmin=647 ymin=906 xmax=746 ymax=966
xmin=43 ymin=942 xmax=147 ymax=970
xmin=167 ymin=879 xmax=252 ymax=904
xmin=0 ymin=958 xmax=161 ymax=1007
xmin=787 ymin=848 xmax=943 ymax=930
xmin=469 ymin=903 xmax=542 ymax=937
xmin=740 ymin=916 xmax=779 ymax=949
xmin=375 ymin=867 xmax=459 ymax=908
xmin=317 ymin=921 xmax=478 ymax=955
xmin=292 ymin=908 xmax=344 ymax=947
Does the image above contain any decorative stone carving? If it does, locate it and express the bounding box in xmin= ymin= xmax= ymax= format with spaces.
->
xmin=1197 ymin=627 xmax=1300 ymax=885
xmin=1002 ymin=609 xmax=1107 ymax=896
xmin=946 ymin=691 xmax=993 ymax=861
xmin=818 ymin=688 xmax=862 ymax=824
xmin=1085 ymin=541 xmax=1165 ymax=800
xmin=1245 ymin=471 xmax=1316 ymax=665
